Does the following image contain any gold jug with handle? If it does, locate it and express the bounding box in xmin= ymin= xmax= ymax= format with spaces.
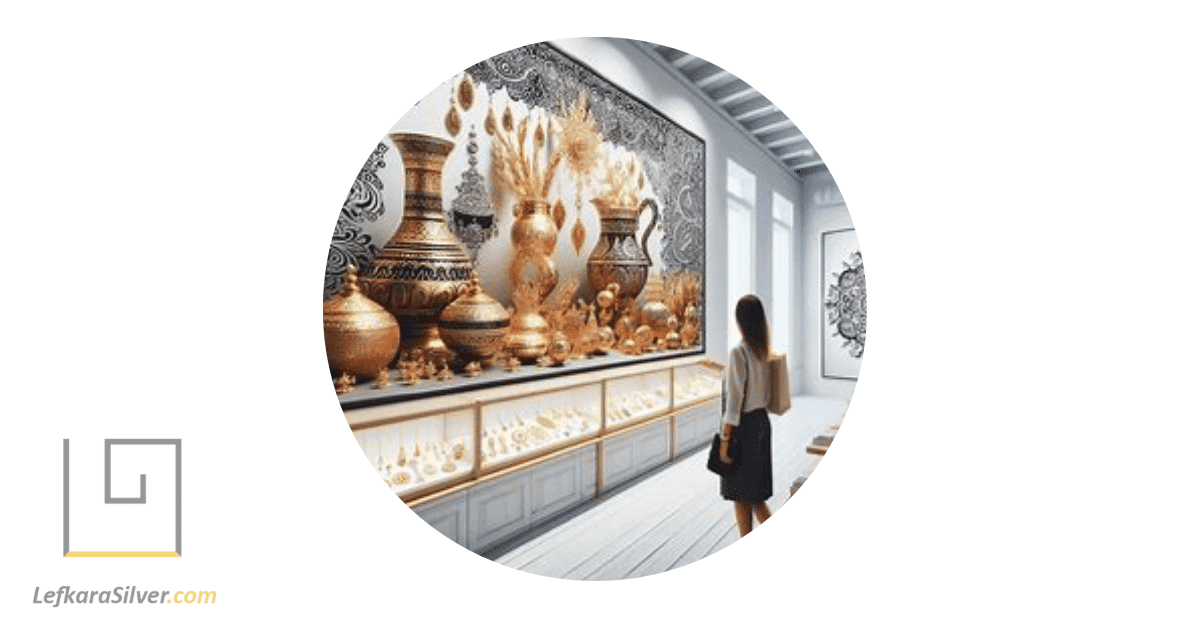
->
xmin=586 ymin=197 xmax=659 ymax=302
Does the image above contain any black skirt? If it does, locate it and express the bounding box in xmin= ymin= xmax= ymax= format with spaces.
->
xmin=720 ymin=408 xmax=773 ymax=503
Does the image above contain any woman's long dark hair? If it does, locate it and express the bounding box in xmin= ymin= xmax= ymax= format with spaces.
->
xmin=735 ymin=294 xmax=770 ymax=361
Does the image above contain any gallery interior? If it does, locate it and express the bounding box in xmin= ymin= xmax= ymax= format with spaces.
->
xmin=323 ymin=37 xmax=863 ymax=580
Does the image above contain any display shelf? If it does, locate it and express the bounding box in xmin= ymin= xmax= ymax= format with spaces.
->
xmin=478 ymin=382 xmax=601 ymax=472
xmin=605 ymin=370 xmax=671 ymax=429
xmin=353 ymin=407 xmax=476 ymax=500
xmin=672 ymin=359 xmax=723 ymax=407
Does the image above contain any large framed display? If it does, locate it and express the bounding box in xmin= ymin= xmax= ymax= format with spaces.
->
xmin=821 ymin=228 xmax=866 ymax=380
xmin=323 ymin=41 xmax=707 ymax=406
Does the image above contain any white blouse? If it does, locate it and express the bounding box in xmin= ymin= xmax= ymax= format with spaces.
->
xmin=722 ymin=341 xmax=769 ymax=427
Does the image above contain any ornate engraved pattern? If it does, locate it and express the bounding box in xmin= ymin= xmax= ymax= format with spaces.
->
xmin=325 ymin=142 xmax=389 ymax=298
xmin=465 ymin=42 xmax=706 ymax=278
xmin=823 ymin=251 xmax=866 ymax=359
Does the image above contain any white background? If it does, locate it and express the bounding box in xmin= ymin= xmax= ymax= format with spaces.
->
xmin=2 ymin=1 xmax=1198 ymax=626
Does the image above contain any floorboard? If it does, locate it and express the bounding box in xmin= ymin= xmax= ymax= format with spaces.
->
xmin=490 ymin=395 xmax=848 ymax=580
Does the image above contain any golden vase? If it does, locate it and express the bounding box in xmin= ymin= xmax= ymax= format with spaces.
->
xmin=586 ymin=197 xmax=659 ymax=302
xmin=506 ymin=199 xmax=559 ymax=361
xmin=361 ymin=133 xmax=474 ymax=361
xmin=323 ymin=265 xmax=401 ymax=378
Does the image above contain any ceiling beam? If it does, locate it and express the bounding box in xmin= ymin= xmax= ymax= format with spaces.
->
xmin=709 ymin=80 xmax=757 ymax=106
xmin=758 ymin=128 xmax=807 ymax=148
xmin=744 ymin=111 xmax=792 ymax=134
xmin=777 ymin=144 xmax=816 ymax=161
xmin=727 ymin=96 xmax=777 ymax=121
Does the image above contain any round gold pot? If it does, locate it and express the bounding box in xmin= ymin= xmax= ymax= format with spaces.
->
xmin=324 ymin=265 xmax=401 ymax=377
xmin=438 ymin=278 xmax=511 ymax=363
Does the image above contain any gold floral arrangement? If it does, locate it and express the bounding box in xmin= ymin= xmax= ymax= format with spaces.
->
xmin=486 ymin=103 xmax=562 ymax=203
xmin=596 ymin=149 xmax=647 ymax=208
xmin=664 ymin=271 xmax=702 ymax=320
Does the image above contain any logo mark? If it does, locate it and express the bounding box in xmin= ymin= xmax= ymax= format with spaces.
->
xmin=62 ymin=439 xmax=182 ymax=557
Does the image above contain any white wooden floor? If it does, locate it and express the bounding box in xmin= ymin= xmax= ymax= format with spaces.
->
xmin=488 ymin=396 xmax=849 ymax=580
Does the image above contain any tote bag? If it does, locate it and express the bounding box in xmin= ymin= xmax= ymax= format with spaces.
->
xmin=766 ymin=353 xmax=792 ymax=415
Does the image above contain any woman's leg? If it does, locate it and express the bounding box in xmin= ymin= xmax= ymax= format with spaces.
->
xmin=734 ymin=501 xmax=754 ymax=536
xmin=752 ymin=501 xmax=772 ymax=525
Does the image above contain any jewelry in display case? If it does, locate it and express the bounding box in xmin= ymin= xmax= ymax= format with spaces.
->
xmin=479 ymin=383 xmax=601 ymax=470
xmin=605 ymin=369 xmax=671 ymax=428
xmin=353 ymin=408 xmax=475 ymax=498
xmin=673 ymin=361 xmax=723 ymax=406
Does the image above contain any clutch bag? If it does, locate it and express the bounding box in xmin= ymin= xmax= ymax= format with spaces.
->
xmin=706 ymin=433 xmax=739 ymax=476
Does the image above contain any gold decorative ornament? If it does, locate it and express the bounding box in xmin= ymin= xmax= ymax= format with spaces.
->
xmin=504 ymin=356 xmax=521 ymax=372
xmin=641 ymin=300 xmax=673 ymax=341
xmin=361 ymin=133 xmax=474 ymax=363
xmin=552 ymin=198 xmax=566 ymax=231
xmin=334 ymin=372 xmax=355 ymax=394
xmin=680 ymin=303 xmax=700 ymax=347
xmin=597 ymin=326 xmax=615 ymax=351
xmin=373 ymin=368 xmax=391 ymax=389
xmin=635 ymin=324 xmax=654 ymax=351
xmin=587 ymin=197 xmax=660 ymax=302
xmin=438 ymin=272 xmax=511 ymax=363
xmin=665 ymin=330 xmax=682 ymax=350
xmin=456 ymin=74 xmax=475 ymax=111
xmin=441 ymin=460 xmax=457 ymax=473
xmin=619 ymin=338 xmax=639 ymax=355
xmin=546 ymin=331 xmax=571 ymax=366
xmin=464 ymin=361 xmax=482 ymax=377
xmin=324 ymin=265 xmax=401 ymax=378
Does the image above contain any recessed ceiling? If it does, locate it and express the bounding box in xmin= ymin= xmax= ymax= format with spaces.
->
xmin=635 ymin=41 xmax=824 ymax=176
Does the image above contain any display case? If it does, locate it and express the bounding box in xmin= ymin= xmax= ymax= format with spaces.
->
xmin=604 ymin=370 xmax=671 ymax=429
xmin=673 ymin=360 xmax=723 ymax=407
xmin=344 ymin=355 xmax=724 ymax=554
xmin=479 ymin=382 xmax=601 ymax=471
xmin=353 ymin=405 xmax=476 ymax=500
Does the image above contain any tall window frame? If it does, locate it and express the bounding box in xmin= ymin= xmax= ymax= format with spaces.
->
xmin=726 ymin=159 xmax=757 ymax=351
xmin=771 ymin=192 xmax=794 ymax=360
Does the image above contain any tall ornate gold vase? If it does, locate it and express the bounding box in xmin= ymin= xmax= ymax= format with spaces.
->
xmin=361 ymin=133 xmax=473 ymax=360
xmin=506 ymin=199 xmax=559 ymax=361
xmin=586 ymin=197 xmax=659 ymax=302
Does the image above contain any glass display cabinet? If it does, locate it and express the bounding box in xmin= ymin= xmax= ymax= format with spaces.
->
xmin=478 ymin=382 xmax=601 ymax=471
xmin=604 ymin=370 xmax=672 ymax=429
xmin=344 ymin=356 xmax=723 ymax=513
xmin=672 ymin=360 xmax=723 ymax=407
xmin=352 ymin=405 xmax=476 ymax=500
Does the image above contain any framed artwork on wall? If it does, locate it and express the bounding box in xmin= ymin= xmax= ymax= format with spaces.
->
xmin=821 ymin=228 xmax=865 ymax=380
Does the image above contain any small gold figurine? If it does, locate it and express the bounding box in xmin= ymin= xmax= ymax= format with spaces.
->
xmin=505 ymin=356 xmax=521 ymax=372
xmin=464 ymin=361 xmax=483 ymax=377
xmin=334 ymin=372 xmax=355 ymax=394
xmin=373 ymin=367 xmax=391 ymax=389
xmin=435 ymin=363 xmax=453 ymax=381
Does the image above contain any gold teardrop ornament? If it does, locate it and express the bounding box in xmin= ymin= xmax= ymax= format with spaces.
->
xmin=457 ymin=75 xmax=475 ymax=110
xmin=571 ymin=217 xmax=586 ymax=255
xmin=444 ymin=106 xmax=462 ymax=137
xmin=502 ymin=104 xmax=514 ymax=133
xmin=533 ymin=120 xmax=546 ymax=152
xmin=484 ymin=107 xmax=497 ymax=135
xmin=552 ymin=199 xmax=566 ymax=231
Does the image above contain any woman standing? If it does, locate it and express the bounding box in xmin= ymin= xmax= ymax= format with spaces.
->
xmin=719 ymin=294 xmax=773 ymax=537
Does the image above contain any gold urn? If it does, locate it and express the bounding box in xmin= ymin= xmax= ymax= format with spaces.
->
xmin=438 ymin=275 xmax=511 ymax=363
xmin=586 ymin=197 xmax=659 ymax=302
xmin=324 ymin=265 xmax=401 ymax=378
xmin=506 ymin=199 xmax=559 ymax=361
xmin=361 ymin=133 xmax=474 ymax=361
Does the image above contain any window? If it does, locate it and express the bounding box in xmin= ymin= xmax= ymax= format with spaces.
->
xmin=726 ymin=159 xmax=756 ymax=347
xmin=771 ymin=192 xmax=794 ymax=359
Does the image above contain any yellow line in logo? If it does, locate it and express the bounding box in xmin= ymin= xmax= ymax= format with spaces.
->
xmin=65 ymin=551 xmax=181 ymax=558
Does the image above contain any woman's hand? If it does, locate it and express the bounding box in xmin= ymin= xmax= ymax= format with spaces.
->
xmin=719 ymin=440 xmax=733 ymax=465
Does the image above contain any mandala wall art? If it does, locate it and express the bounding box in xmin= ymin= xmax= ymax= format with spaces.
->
xmin=821 ymin=228 xmax=865 ymax=380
